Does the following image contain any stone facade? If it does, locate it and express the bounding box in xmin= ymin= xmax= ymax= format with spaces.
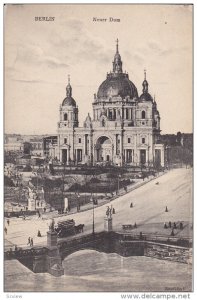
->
xmin=54 ymin=41 xmax=164 ymax=167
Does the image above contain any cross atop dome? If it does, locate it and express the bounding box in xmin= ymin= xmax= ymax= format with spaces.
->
xmin=116 ymin=38 xmax=119 ymax=53
xmin=113 ymin=38 xmax=122 ymax=74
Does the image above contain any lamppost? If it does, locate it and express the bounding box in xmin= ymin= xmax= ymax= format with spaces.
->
xmin=166 ymin=146 xmax=171 ymax=170
xmin=91 ymin=193 xmax=98 ymax=235
xmin=117 ymin=173 xmax=121 ymax=195
xmin=147 ymin=145 xmax=151 ymax=177
xmin=77 ymin=193 xmax=80 ymax=212
xmin=91 ymin=194 xmax=95 ymax=235
xmin=60 ymin=163 xmax=66 ymax=214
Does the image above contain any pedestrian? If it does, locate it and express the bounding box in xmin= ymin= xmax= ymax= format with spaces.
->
xmin=30 ymin=238 xmax=33 ymax=247
xmin=27 ymin=237 xmax=31 ymax=245
xmin=112 ymin=208 xmax=115 ymax=214
xmin=14 ymin=245 xmax=18 ymax=251
xmin=180 ymin=222 xmax=183 ymax=230
xmin=169 ymin=221 xmax=172 ymax=228
xmin=4 ymin=227 xmax=7 ymax=235
xmin=139 ymin=232 xmax=143 ymax=240
xmin=37 ymin=230 xmax=41 ymax=237
xmin=170 ymin=229 xmax=175 ymax=236
xmin=164 ymin=223 xmax=168 ymax=229
xmin=134 ymin=222 xmax=137 ymax=228
xmin=44 ymin=207 xmax=46 ymax=213
xmin=130 ymin=202 xmax=133 ymax=208
xmin=165 ymin=206 xmax=168 ymax=212
xmin=173 ymin=222 xmax=177 ymax=229
xmin=7 ymin=219 xmax=10 ymax=226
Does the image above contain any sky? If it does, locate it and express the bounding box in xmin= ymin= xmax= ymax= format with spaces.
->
xmin=4 ymin=4 xmax=193 ymax=135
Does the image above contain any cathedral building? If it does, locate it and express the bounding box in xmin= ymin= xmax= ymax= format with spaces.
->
xmin=54 ymin=40 xmax=164 ymax=167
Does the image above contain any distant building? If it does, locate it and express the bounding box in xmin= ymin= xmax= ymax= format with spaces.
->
xmin=52 ymin=40 xmax=164 ymax=167
xmin=30 ymin=139 xmax=43 ymax=156
xmin=43 ymin=136 xmax=58 ymax=157
xmin=4 ymin=142 xmax=23 ymax=152
xmin=161 ymin=132 xmax=193 ymax=167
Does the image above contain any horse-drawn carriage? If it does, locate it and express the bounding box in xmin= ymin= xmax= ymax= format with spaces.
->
xmin=55 ymin=219 xmax=84 ymax=238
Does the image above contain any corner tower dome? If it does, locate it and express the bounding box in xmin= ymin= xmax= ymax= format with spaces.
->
xmin=97 ymin=39 xmax=138 ymax=99
xmin=62 ymin=75 xmax=76 ymax=107
xmin=139 ymin=70 xmax=153 ymax=102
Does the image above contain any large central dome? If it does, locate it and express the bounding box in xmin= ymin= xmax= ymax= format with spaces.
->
xmin=97 ymin=39 xmax=138 ymax=100
xmin=97 ymin=73 xmax=138 ymax=99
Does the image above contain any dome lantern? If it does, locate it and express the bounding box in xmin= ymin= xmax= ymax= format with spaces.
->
xmin=62 ymin=75 xmax=76 ymax=107
xmin=97 ymin=40 xmax=138 ymax=99
xmin=113 ymin=38 xmax=123 ymax=74
xmin=66 ymin=74 xmax=72 ymax=97
xmin=139 ymin=70 xmax=153 ymax=102
xmin=142 ymin=69 xmax=149 ymax=93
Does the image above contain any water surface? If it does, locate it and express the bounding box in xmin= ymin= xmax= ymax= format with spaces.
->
xmin=5 ymin=250 xmax=192 ymax=292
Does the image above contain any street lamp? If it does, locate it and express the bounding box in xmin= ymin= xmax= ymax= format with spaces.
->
xmin=90 ymin=194 xmax=95 ymax=235
xmin=117 ymin=173 xmax=121 ymax=195
xmin=166 ymin=146 xmax=171 ymax=170
xmin=148 ymin=146 xmax=150 ymax=171
xmin=91 ymin=193 xmax=98 ymax=235
xmin=77 ymin=193 xmax=80 ymax=212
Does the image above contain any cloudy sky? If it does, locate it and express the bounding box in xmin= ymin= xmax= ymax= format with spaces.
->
xmin=4 ymin=4 xmax=193 ymax=135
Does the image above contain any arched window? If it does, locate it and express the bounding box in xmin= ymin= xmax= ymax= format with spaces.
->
xmin=142 ymin=111 xmax=146 ymax=119
xmin=64 ymin=113 xmax=68 ymax=121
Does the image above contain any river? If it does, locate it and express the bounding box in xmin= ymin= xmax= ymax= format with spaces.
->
xmin=4 ymin=249 xmax=192 ymax=292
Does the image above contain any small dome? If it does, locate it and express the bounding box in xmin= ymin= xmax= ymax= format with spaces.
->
xmin=62 ymin=96 xmax=76 ymax=107
xmin=139 ymin=93 xmax=153 ymax=102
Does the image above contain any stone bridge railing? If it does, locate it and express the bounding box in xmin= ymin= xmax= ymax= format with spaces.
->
xmin=4 ymin=231 xmax=192 ymax=277
xmin=4 ymin=246 xmax=48 ymax=260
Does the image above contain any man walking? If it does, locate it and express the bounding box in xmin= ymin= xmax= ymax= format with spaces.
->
xmin=30 ymin=238 xmax=34 ymax=247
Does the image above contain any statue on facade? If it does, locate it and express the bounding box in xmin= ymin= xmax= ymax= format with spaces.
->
xmin=106 ymin=206 xmax=112 ymax=218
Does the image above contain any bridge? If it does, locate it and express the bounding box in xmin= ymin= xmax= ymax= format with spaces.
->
xmin=4 ymin=229 xmax=192 ymax=277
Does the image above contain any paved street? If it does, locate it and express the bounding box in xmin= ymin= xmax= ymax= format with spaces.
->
xmin=4 ymin=168 xmax=193 ymax=249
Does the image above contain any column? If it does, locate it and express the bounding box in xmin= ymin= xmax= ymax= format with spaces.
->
xmin=89 ymin=132 xmax=93 ymax=163
xmin=134 ymin=134 xmax=137 ymax=165
xmin=114 ymin=108 xmax=116 ymax=120
xmin=115 ymin=134 xmax=118 ymax=155
xmin=75 ymin=149 xmax=77 ymax=163
xmin=132 ymin=109 xmax=135 ymax=122
xmin=67 ymin=148 xmax=69 ymax=165
xmin=84 ymin=135 xmax=87 ymax=156
xmin=72 ymin=131 xmax=75 ymax=162
xmin=120 ymin=132 xmax=123 ymax=165
xmin=161 ymin=146 xmax=165 ymax=167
